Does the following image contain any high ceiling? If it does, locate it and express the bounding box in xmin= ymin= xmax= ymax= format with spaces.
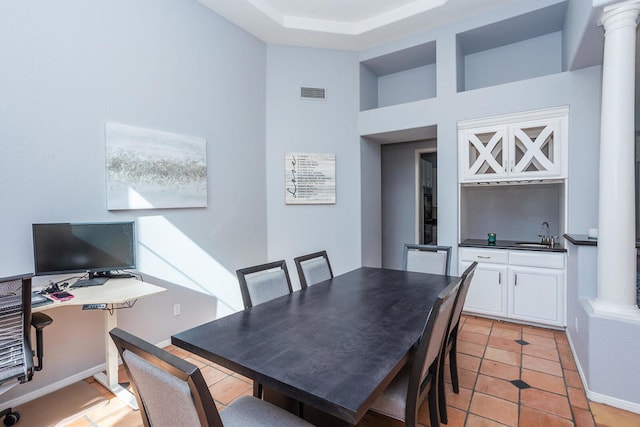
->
xmin=198 ymin=0 xmax=518 ymax=51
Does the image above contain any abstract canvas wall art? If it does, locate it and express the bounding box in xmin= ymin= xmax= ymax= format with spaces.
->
xmin=106 ymin=122 xmax=207 ymax=210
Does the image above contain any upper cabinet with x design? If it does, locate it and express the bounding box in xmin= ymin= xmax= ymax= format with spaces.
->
xmin=458 ymin=106 xmax=568 ymax=183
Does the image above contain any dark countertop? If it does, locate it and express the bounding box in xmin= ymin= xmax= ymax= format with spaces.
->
xmin=563 ymin=234 xmax=597 ymax=246
xmin=460 ymin=238 xmax=566 ymax=252
xmin=564 ymin=233 xmax=640 ymax=248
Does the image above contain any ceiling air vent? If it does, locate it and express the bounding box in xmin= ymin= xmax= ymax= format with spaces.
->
xmin=300 ymin=86 xmax=326 ymax=100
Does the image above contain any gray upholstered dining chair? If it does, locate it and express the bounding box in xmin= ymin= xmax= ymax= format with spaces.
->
xmin=293 ymin=250 xmax=334 ymax=289
xmin=367 ymin=278 xmax=460 ymax=427
xmin=438 ymin=261 xmax=478 ymax=424
xmin=402 ymin=244 xmax=452 ymax=276
xmin=236 ymin=260 xmax=293 ymax=309
xmin=109 ymin=328 xmax=313 ymax=427
xmin=236 ymin=260 xmax=294 ymax=398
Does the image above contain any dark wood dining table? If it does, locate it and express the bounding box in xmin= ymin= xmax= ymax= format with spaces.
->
xmin=171 ymin=267 xmax=459 ymax=425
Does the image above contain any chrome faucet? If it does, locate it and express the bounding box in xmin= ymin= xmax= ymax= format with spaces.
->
xmin=539 ymin=221 xmax=551 ymax=246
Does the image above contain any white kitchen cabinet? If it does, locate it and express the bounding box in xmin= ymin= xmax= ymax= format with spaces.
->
xmin=460 ymin=261 xmax=508 ymax=317
xmin=509 ymin=266 xmax=564 ymax=327
xmin=458 ymin=106 xmax=568 ymax=183
xmin=459 ymin=247 xmax=566 ymax=327
xmin=460 ymin=248 xmax=508 ymax=318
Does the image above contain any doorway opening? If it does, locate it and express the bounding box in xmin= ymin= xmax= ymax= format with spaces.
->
xmin=416 ymin=149 xmax=437 ymax=245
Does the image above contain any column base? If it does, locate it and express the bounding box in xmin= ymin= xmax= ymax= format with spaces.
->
xmin=588 ymin=298 xmax=640 ymax=322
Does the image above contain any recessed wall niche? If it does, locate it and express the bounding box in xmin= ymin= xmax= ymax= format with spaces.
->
xmin=360 ymin=41 xmax=437 ymax=112
xmin=456 ymin=2 xmax=567 ymax=92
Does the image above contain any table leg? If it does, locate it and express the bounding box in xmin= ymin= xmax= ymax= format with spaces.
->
xmin=92 ymin=307 xmax=138 ymax=409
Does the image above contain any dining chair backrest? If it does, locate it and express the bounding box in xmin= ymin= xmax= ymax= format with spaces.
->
xmin=449 ymin=262 xmax=477 ymax=336
xmin=110 ymin=328 xmax=313 ymax=427
xmin=437 ymin=261 xmax=478 ymax=424
xmin=110 ymin=327 xmax=223 ymax=427
xmin=403 ymin=244 xmax=452 ymax=276
xmin=406 ymin=279 xmax=459 ymax=425
xmin=236 ymin=260 xmax=293 ymax=309
xmin=293 ymin=250 xmax=334 ymax=289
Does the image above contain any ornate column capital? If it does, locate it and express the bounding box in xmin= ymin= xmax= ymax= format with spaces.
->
xmin=599 ymin=0 xmax=640 ymax=32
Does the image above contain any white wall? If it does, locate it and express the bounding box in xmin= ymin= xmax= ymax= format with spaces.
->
xmin=378 ymin=64 xmax=437 ymax=108
xmin=381 ymin=140 xmax=437 ymax=269
xmin=0 ymin=0 xmax=267 ymax=402
xmin=464 ymin=32 xmax=563 ymax=91
xmin=265 ymin=45 xmax=361 ymax=287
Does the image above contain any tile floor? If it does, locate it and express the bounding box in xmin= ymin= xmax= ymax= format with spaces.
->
xmin=63 ymin=315 xmax=640 ymax=426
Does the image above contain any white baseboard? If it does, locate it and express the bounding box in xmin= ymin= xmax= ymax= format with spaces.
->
xmin=2 ymin=364 xmax=106 ymax=410
xmin=587 ymin=389 xmax=640 ymax=414
xmin=3 ymin=337 xmax=172 ymax=410
xmin=566 ymin=331 xmax=640 ymax=415
xmin=157 ymin=338 xmax=172 ymax=348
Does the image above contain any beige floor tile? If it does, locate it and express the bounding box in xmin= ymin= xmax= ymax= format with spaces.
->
xmin=521 ymin=343 xmax=560 ymax=361
xmin=444 ymin=365 xmax=478 ymax=390
xmin=201 ymin=364 xmax=230 ymax=386
xmin=522 ymin=325 xmax=556 ymax=338
xmin=519 ymin=405 xmax=574 ymax=427
xmin=479 ymin=359 xmax=520 ymax=381
xmin=487 ymin=335 xmax=524 ymax=353
xmin=463 ymin=323 xmax=492 ymax=336
xmin=443 ymin=406 xmax=467 ymax=427
xmin=457 ymin=352 xmax=482 ymax=372
xmin=474 ymin=374 xmax=519 ymax=403
xmin=458 ymin=339 xmax=487 ymax=357
xmin=521 ymin=332 xmax=557 ymax=348
xmin=484 ymin=347 xmax=521 ymax=367
xmin=564 ymin=368 xmax=584 ymax=389
xmin=590 ymin=401 xmax=640 ymax=427
xmin=459 ymin=330 xmax=491 ymax=346
xmin=490 ymin=327 xmax=522 ymax=341
xmin=465 ymin=413 xmax=510 ymax=426
xmin=208 ymin=375 xmax=253 ymax=405
xmin=522 ymin=354 xmax=563 ymax=377
xmin=469 ymin=393 xmax=519 ymax=426
xmin=567 ymin=386 xmax=589 ymax=410
xmin=558 ymin=347 xmax=578 ymax=371
xmin=520 ymin=388 xmax=572 ymax=419
xmin=572 ymin=406 xmax=596 ymax=427
xmin=444 ymin=386 xmax=473 ymax=411
xmin=521 ymin=368 xmax=567 ymax=395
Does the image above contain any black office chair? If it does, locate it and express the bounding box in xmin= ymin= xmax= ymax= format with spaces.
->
xmin=236 ymin=260 xmax=293 ymax=309
xmin=0 ymin=274 xmax=53 ymax=426
xmin=402 ymin=244 xmax=452 ymax=276
xmin=438 ymin=261 xmax=477 ymax=424
xmin=293 ymin=250 xmax=333 ymax=289
xmin=109 ymin=328 xmax=312 ymax=427
xmin=368 ymin=278 xmax=460 ymax=427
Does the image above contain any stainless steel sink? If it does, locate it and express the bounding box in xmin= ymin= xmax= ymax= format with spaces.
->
xmin=515 ymin=242 xmax=551 ymax=248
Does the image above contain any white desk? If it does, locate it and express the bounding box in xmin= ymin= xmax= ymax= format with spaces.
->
xmin=33 ymin=278 xmax=166 ymax=407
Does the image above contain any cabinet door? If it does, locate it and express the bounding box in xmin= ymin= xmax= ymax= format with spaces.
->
xmin=508 ymin=117 xmax=563 ymax=179
xmin=509 ymin=266 xmax=564 ymax=326
xmin=459 ymin=126 xmax=507 ymax=182
xmin=461 ymin=261 xmax=508 ymax=317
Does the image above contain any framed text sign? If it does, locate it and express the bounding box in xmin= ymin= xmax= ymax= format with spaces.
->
xmin=285 ymin=153 xmax=336 ymax=204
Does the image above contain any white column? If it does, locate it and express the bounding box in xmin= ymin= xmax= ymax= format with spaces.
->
xmin=596 ymin=0 xmax=640 ymax=312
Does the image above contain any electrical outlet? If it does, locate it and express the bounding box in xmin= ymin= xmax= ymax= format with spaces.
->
xmin=173 ymin=303 xmax=181 ymax=316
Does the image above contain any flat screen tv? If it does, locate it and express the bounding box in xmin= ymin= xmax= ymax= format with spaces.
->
xmin=32 ymin=221 xmax=136 ymax=287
